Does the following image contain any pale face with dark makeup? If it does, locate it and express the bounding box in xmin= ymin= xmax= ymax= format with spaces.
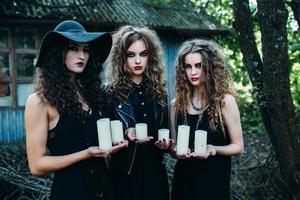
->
xmin=184 ymin=52 xmax=205 ymax=87
xmin=126 ymin=39 xmax=149 ymax=83
xmin=65 ymin=42 xmax=90 ymax=74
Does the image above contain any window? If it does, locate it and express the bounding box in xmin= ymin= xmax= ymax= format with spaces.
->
xmin=0 ymin=28 xmax=12 ymax=106
xmin=0 ymin=26 xmax=47 ymax=107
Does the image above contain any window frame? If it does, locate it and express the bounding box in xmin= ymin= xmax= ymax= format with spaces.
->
xmin=0 ymin=26 xmax=43 ymax=108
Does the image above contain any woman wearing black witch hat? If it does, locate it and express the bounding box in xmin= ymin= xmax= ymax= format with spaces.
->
xmin=25 ymin=20 xmax=128 ymax=200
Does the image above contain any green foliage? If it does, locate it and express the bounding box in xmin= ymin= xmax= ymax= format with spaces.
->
xmin=192 ymin=0 xmax=300 ymax=134
xmin=191 ymin=0 xmax=264 ymax=134
xmin=290 ymin=65 xmax=300 ymax=108
xmin=236 ymin=89 xmax=265 ymax=134
xmin=147 ymin=0 xmax=173 ymax=5
xmin=287 ymin=6 xmax=300 ymax=109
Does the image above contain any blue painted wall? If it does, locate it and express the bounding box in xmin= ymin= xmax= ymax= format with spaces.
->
xmin=162 ymin=37 xmax=181 ymax=102
xmin=0 ymin=109 xmax=25 ymax=143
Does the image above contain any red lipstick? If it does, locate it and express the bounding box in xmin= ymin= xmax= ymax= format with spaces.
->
xmin=76 ymin=62 xmax=84 ymax=67
xmin=134 ymin=66 xmax=142 ymax=70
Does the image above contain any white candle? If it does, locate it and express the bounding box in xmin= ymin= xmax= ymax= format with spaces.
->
xmin=176 ymin=125 xmax=190 ymax=155
xmin=158 ymin=129 xmax=169 ymax=142
xmin=96 ymin=118 xmax=112 ymax=150
xmin=194 ymin=130 xmax=207 ymax=154
xmin=111 ymin=120 xmax=124 ymax=143
xmin=135 ymin=123 xmax=148 ymax=140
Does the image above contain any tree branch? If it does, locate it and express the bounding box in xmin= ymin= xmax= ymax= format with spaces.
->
xmin=232 ymin=0 xmax=264 ymax=94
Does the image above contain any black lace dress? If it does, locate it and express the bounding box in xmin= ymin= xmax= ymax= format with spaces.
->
xmin=171 ymin=110 xmax=231 ymax=200
xmin=47 ymin=109 xmax=113 ymax=200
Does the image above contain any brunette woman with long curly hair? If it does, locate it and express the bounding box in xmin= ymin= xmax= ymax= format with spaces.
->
xmin=25 ymin=20 xmax=127 ymax=200
xmin=106 ymin=25 xmax=171 ymax=200
xmin=170 ymin=39 xmax=244 ymax=200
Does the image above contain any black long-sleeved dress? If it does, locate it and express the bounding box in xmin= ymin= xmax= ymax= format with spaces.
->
xmin=107 ymin=81 xmax=169 ymax=200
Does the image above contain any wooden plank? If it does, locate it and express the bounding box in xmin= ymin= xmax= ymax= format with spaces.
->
xmin=0 ymin=109 xmax=25 ymax=143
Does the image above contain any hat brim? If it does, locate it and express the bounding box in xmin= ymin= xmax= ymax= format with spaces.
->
xmin=35 ymin=31 xmax=112 ymax=68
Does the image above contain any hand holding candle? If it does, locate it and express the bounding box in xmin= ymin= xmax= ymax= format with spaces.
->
xmin=111 ymin=120 xmax=124 ymax=143
xmin=155 ymin=129 xmax=173 ymax=149
xmin=176 ymin=125 xmax=190 ymax=155
xmin=96 ymin=118 xmax=112 ymax=150
xmin=194 ymin=130 xmax=207 ymax=154
xmin=135 ymin=123 xmax=148 ymax=140
xmin=158 ymin=129 xmax=169 ymax=142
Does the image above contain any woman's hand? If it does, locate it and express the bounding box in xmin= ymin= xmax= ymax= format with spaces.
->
xmin=136 ymin=136 xmax=154 ymax=144
xmin=155 ymin=139 xmax=175 ymax=150
xmin=111 ymin=140 xmax=129 ymax=153
xmin=190 ymin=144 xmax=216 ymax=159
xmin=87 ymin=140 xmax=128 ymax=157
xmin=170 ymin=146 xmax=192 ymax=159
xmin=126 ymin=128 xmax=153 ymax=144
xmin=126 ymin=128 xmax=136 ymax=142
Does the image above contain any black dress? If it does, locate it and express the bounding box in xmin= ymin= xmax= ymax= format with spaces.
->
xmin=171 ymin=110 xmax=231 ymax=200
xmin=108 ymin=81 xmax=169 ymax=200
xmin=47 ymin=109 xmax=113 ymax=200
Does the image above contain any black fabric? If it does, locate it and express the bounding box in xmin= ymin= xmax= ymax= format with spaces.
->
xmin=47 ymin=110 xmax=113 ymax=200
xmin=107 ymin=81 xmax=169 ymax=200
xmin=171 ymin=110 xmax=231 ymax=200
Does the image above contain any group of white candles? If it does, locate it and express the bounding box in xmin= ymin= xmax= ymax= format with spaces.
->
xmin=96 ymin=119 xmax=154 ymax=150
xmin=177 ymin=125 xmax=207 ymax=155
xmin=96 ymin=118 xmax=207 ymax=154
xmin=96 ymin=118 xmax=124 ymax=150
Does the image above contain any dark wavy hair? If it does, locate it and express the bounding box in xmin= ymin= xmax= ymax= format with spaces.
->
xmin=174 ymin=39 xmax=235 ymax=131
xmin=107 ymin=25 xmax=167 ymax=107
xmin=34 ymin=38 xmax=107 ymax=121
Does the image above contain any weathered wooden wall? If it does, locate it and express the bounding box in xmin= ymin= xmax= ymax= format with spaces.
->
xmin=0 ymin=109 xmax=25 ymax=143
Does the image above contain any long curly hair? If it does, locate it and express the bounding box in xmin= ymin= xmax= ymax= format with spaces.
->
xmin=174 ymin=39 xmax=235 ymax=131
xmin=107 ymin=25 xmax=167 ymax=107
xmin=34 ymin=38 xmax=107 ymax=121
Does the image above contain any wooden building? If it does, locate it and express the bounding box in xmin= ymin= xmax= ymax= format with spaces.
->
xmin=0 ymin=0 xmax=229 ymax=143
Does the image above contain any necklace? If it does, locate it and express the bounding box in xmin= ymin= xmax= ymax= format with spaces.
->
xmin=191 ymin=98 xmax=202 ymax=111
xmin=183 ymin=106 xmax=206 ymax=130
xmin=190 ymin=98 xmax=206 ymax=129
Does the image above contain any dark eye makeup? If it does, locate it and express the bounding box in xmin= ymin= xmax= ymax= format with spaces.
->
xmin=140 ymin=50 xmax=148 ymax=57
xmin=126 ymin=52 xmax=135 ymax=57
xmin=183 ymin=62 xmax=203 ymax=69
xmin=68 ymin=43 xmax=89 ymax=53
xmin=83 ymin=47 xmax=90 ymax=53
xmin=68 ymin=45 xmax=78 ymax=51
xmin=195 ymin=62 xmax=203 ymax=68
xmin=126 ymin=50 xmax=148 ymax=58
xmin=183 ymin=64 xmax=192 ymax=69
